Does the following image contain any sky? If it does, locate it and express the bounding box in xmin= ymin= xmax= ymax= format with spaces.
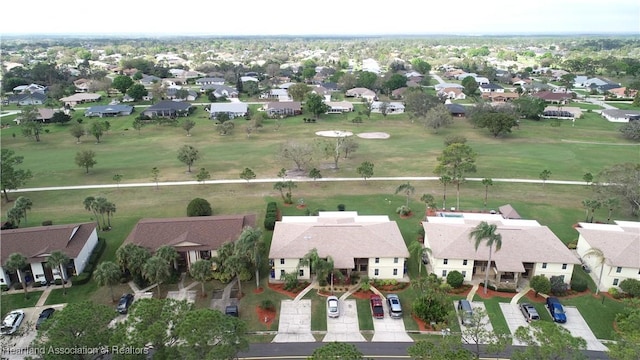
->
xmin=1 ymin=0 xmax=639 ymax=37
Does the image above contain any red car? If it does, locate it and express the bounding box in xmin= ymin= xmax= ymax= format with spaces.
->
xmin=370 ymin=294 xmax=384 ymax=319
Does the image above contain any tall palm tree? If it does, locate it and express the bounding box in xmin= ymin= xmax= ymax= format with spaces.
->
xmin=603 ymin=197 xmax=619 ymax=223
xmin=237 ymin=226 xmax=264 ymax=289
xmin=156 ymin=245 xmax=179 ymax=271
xmin=469 ymin=221 xmax=503 ymax=294
xmin=116 ymin=243 xmax=151 ymax=281
xmin=143 ymin=256 xmax=171 ymax=297
xmin=481 ymin=178 xmax=493 ymax=210
xmin=95 ymin=197 xmax=109 ymax=230
xmin=408 ymin=241 xmax=432 ymax=277
xmin=4 ymin=253 xmax=29 ymax=299
xmin=226 ymin=253 xmax=246 ymax=296
xmin=83 ymin=196 xmax=99 ymax=228
xmin=47 ymin=251 xmax=70 ymax=294
xmin=6 ymin=207 xmax=23 ymax=228
xmin=395 ymin=182 xmax=415 ymax=207
xmin=299 ymin=248 xmax=334 ymax=291
xmin=94 ymin=261 xmax=121 ymax=302
xmin=584 ymin=247 xmax=606 ymax=295
xmin=14 ymin=196 xmax=33 ymax=225
xmin=105 ymin=201 xmax=116 ymax=229
xmin=189 ymin=259 xmax=212 ymax=297
xmin=439 ymin=175 xmax=452 ymax=210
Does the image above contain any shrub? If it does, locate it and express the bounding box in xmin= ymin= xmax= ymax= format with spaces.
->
xmin=14 ymin=283 xmax=23 ymax=290
xmin=0 ymin=284 xmax=8 ymax=292
xmin=260 ymin=299 xmax=275 ymax=311
xmin=72 ymin=272 xmax=91 ymax=286
xmin=496 ymin=287 xmax=517 ymax=293
xmin=337 ymin=204 xmax=346 ymax=211
xmin=187 ymin=198 xmax=213 ymax=217
xmin=396 ymin=205 xmax=412 ymax=216
xmin=571 ymin=277 xmax=588 ymax=292
xmin=446 ymin=270 xmax=464 ymax=288
xmin=609 ymin=287 xmax=621 ymax=299
xmin=550 ymin=275 xmax=568 ymax=296
xmin=360 ymin=276 xmax=371 ymax=292
xmin=41 ymin=220 xmax=53 ymax=226
xmin=619 ymin=278 xmax=640 ymax=297
xmin=530 ymin=275 xmax=551 ymax=296
xmin=54 ymin=279 xmax=63 ymax=286
xmin=264 ymin=202 xmax=278 ymax=230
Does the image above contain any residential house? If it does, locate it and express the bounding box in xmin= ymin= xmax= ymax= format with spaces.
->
xmin=391 ymin=87 xmax=408 ymax=99
xmin=12 ymin=84 xmax=46 ymax=94
xmin=140 ymin=75 xmax=162 ymax=86
xmin=240 ymin=76 xmax=259 ymax=83
xmin=445 ymin=103 xmax=467 ymax=117
xmin=166 ymin=87 xmax=198 ymax=101
xmin=264 ymin=101 xmax=302 ymax=117
xmin=319 ymin=82 xmax=338 ymax=92
xmin=542 ymin=106 xmax=583 ymax=119
xmin=0 ymin=223 xmax=98 ymax=286
xmin=434 ymin=83 xmax=464 ymax=91
xmin=209 ymin=102 xmax=248 ymax=120
xmin=479 ymin=83 xmax=505 ymax=93
xmin=324 ymin=101 xmax=354 ymax=113
xmin=200 ymin=84 xmax=239 ymax=99
xmin=142 ymin=100 xmax=192 ymax=118
xmin=195 ymin=77 xmax=225 ymax=86
xmin=122 ymin=215 xmax=255 ymax=270
xmin=422 ymin=212 xmax=579 ymax=289
xmin=260 ymin=88 xmax=290 ymax=101
xmin=600 ymin=109 xmax=640 ymax=123
xmin=444 ymin=69 xmax=466 ymax=79
xmin=73 ymin=78 xmax=96 ymax=92
xmin=59 ymin=93 xmax=102 ymax=107
xmin=269 ymin=212 xmax=410 ymax=282
xmin=530 ymin=91 xmax=572 ymax=104
xmin=371 ymin=101 xmax=405 ymax=114
xmin=576 ymin=221 xmax=640 ymax=292
xmin=85 ymin=105 xmax=134 ymax=117
xmin=456 ymin=73 xmax=477 ymax=81
xmin=438 ymin=87 xmax=467 ymax=100
xmin=345 ymin=88 xmax=377 ymax=102
xmin=573 ymin=76 xmax=589 ymax=88
xmin=608 ymin=87 xmax=637 ymax=99
xmin=362 ymin=58 xmax=381 ymax=74
xmin=5 ymin=92 xmax=47 ymax=106
xmin=473 ymin=77 xmax=490 ymax=85
xmin=481 ymin=92 xmax=519 ymax=102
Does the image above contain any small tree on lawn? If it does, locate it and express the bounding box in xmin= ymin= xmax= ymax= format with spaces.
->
xmin=308 ymin=168 xmax=322 ymax=181
xmin=481 ymin=178 xmax=493 ymax=210
xmin=151 ymin=167 xmax=160 ymax=190
xmin=240 ymin=167 xmax=256 ymax=182
xmin=357 ymin=161 xmax=374 ymax=181
xmin=75 ymin=150 xmax=97 ymax=174
xmin=177 ymin=145 xmax=200 ymax=173
xmin=182 ymin=119 xmax=196 ymax=136
xmin=539 ymin=169 xmax=551 ymax=187
xmin=395 ymin=182 xmax=415 ymax=207
xmin=195 ymin=168 xmax=210 ymax=184
xmin=47 ymin=251 xmax=70 ymax=294
xmin=530 ymin=275 xmax=551 ymax=297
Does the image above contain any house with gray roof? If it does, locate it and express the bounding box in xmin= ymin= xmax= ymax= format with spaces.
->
xmin=142 ymin=100 xmax=192 ymax=118
xmin=576 ymin=221 xmax=640 ymax=292
xmin=209 ymin=102 xmax=248 ymax=120
xmin=122 ymin=215 xmax=255 ymax=270
xmin=600 ymin=109 xmax=640 ymax=123
xmin=85 ymin=105 xmax=134 ymax=117
xmin=264 ymin=101 xmax=301 ymax=117
xmin=422 ymin=213 xmax=580 ymax=290
xmin=0 ymin=223 xmax=98 ymax=287
xmin=195 ymin=77 xmax=225 ymax=86
xmin=5 ymin=92 xmax=47 ymax=106
xmin=200 ymin=84 xmax=239 ymax=99
xmin=269 ymin=212 xmax=410 ymax=282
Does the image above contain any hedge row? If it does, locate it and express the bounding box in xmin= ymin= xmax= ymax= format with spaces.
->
xmin=71 ymin=237 xmax=106 ymax=286
xmin=264 ymin=202 xmax=279 ymax=230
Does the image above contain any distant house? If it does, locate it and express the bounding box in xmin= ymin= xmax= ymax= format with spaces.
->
xmin=481 ymin=92 xmax=519 ymax=102
xmin=200 ymin=84 xmax=239 ymax=99
xmin=0 ymin=223 xmax=98 ymax=286
xmin=142 ymin=100 xmax=192 ymax=118
xmin=371 ymin=101 xmax=404 ymax=114
xmin=240 ymin=76 xmax=259 ymax=83
xmin=140 ymin=75 xmax=162 ymax=86
xmin=600 ymin=109 xmax=640 ymax=123
xmin=345 ymin=88 xmax=377 ymax=102
xmin=59 ymin=93 xmax=102 ymax=107
xmin=264 ymin=101 xmax=302 ymax=117
xmin=73 ymin=78 xmax=96 ymax=93
xmin=542 ymin=106 xmax=583 ymax=119
xmin=5 ymin=92 xmax=47 ymax=105
xmin=195 ymin=77 xmax=225 ymax=86
xmin=438 ymin=87 xmax=467 ymax=100
xmin=85 ymin=105 xmax=134 ymax=117
xmin=261 ymin=88 xmax=290 ymax=100
xmin=122 ymin=215 xmax=256 ymax=270
xmin=473 ymin=77 xmax=490 ymax=85
xmin=608 ymin=87 xmax=637 ymax=99
xmin=445 ymin=103 xmax=467 ymax=117
xmin=576 ymin=221 xmax=640 ymax=292
xmin=434 ymin=83 xmax=464 ymax=91
xmin=209 ymin=102 xmax=248 ymax=120
xmin=166 ymin=88 xmax=198 ymax=101
xmin=479 ymin=83 xmax=505 ymax=93
xmin=530 ymin=91 xmax=572 ymax=104
xmin=12 ymin=83 xmax=46 ymax=94
xmin=269 ymin=212 xmax=409 ymax=282
xmin=325 ymin=101 xmax=354 ymax=114
xmin=36 ymin=108 xmax=55 ymax=122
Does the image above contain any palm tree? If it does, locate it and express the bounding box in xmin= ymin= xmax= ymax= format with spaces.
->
xmin=14 ymin=196 xmax=33 ymax=225
xmin=143 ymin=256 xmax=171 ymax=297
xmin=4 ymin=253 xmax=29 ymax=299
xmin=602 ymin=197 xmax=619 ymax=223
xmin=395 ymin=182 xmax=415 ymax=207
xmin=481 ymin=178 xmax=493 ymax=210
xmin=420 ymin=194 xmax=436 ymax=215
xmin=47 ymin=251 xmax=70 ymax=294
xmin=299 ymin=248 xmax=334 ymax=291
xmin=6 ymin=207 xmax=23 ymax=228
xmin=408 ymin=241 xmax=431 ymax=277
xmin=439 ymin=175 xmax=452 ymax=210
xmin=95 ymin=197 xmax=109 ymax=230
xmin=105 ymin=201 xmax=116 ymax=229
xmin=189 ymin=259 xmax=212 ymax=297
xmin=156 ymin=245 xmax=179 ymax=271
xmin=237 ymin=226 xmax=264 ymax=289
xmin=83 ymin=196 xmax=99 ymax=228
xmin=469 ymin=221 xmax=503 ymax=294
xmin=116 ymin=243 xmax=151 ymax=281
xmin=94 ymin=261 xmax=121 ymax=302
xmin=226 ymin=253 xmax=246 ymax=296
xmin=584 ymin=247 xmax=606 ymax=295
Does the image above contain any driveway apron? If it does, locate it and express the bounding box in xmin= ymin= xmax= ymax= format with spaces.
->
xmin=323 ymin=299 xmax=366 ymax=342
xmin=272 ymin=299 xmax=315 ymax=343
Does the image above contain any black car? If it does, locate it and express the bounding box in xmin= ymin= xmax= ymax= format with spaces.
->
xmin=117 ymin=294 xmax=134 ymax=314
xmin=225 ymin=305 xmax=239 ymax=317
xmin=36 ymin=308 xmax=55 ymax=330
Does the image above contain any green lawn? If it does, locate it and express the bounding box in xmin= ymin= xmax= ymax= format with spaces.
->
xmin=562 ymin=294 xmax=627 ymax=340
xmin=356 ymin=298 xmax=374 ymax=331
xmin=0 ymin=292 xmax=40 ymax=317
xmin=606 ymin=102 xmax=640 ymax=110
xmin=472 ymin=295 xmax=511 ymax=335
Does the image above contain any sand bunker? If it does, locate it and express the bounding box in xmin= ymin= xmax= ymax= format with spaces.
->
xmin=315 ymin=130 xmax=354 ymax=138
xmin=357 ymin=132 xmax=390 ymax=139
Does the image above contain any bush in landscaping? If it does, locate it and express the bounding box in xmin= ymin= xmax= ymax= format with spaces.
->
xmin=396 ymin=205 xmax=411 ymax=216
xmin=14 ymin=283 xmax=23 ymax=290
xmin=620 ymin=278 xmax=640 ymax=297
xmin=41 ymin=220 xmax=53 ymax=226
xmin=446 ymin=270 xmax=464 ymax=288
xmin=264 ymin=202 xmax=278 ymax=230
xmin=187 ymin=198 xmax=213 ymax=217
xmin=260 ymin=299 xmax=275 ymax=311
xmin=571 ymin=277 xmax=588 ymax=292
xmin=0 ymin=285 xmax=8 ymax=292
xmin=530 ymin=275 xmax=551 ymax=296
xmin=337 ymin=204 xmax=346 ymax=211
xmin=550 ymin=275 xmax=568 ymax=296
xmin=72 ymin=272 xmax=91 ymax=286
xmin=609 ymin=287 xmax=622 ymax=299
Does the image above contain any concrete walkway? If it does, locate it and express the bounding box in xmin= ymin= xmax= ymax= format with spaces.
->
xmin=166 ymin=272 xmax=198 ymax=303
xmin=510 ymin=286 xmax=532 ymax=305
xmin=210 ymin=278 xmax=238 ymax=312
xmin=35 ymin=287 xmax=53 ymax=307
xmin=466 ymin=283 xmax=480 ymax=301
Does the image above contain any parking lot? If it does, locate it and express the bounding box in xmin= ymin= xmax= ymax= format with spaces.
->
xmin=371 ymin=298 xmax=412 ymax=342
xmin=1 ymin=303 xmax=66 ymax=360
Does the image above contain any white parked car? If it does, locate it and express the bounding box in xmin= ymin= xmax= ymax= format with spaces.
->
xmin=327 ymin=296 xmax=340 ymax=318
xmin=1 ymin=310 xmax=25 ymax=335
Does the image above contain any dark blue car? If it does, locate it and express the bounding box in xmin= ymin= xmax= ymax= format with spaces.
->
xmin=546 ymin=297 xmax=566 ymax=323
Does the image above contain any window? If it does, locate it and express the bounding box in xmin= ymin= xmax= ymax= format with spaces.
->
xmin=443 ymin=259 xmax=448 ymax=265
xmin=461 ymin=271 xmax=467 ymax=277
xmin=463 ymin=259 xmax=468 ymax=266
xmin=613 ymin=278 xmax=619 ymax=286
xmin=562 ymin=263 xmax=567 ymax=270
xmin=375 ymin=258 xmax=379 ymax=264
xmin=616 ymin=267 xmax=622 ymax=273
xmin=299 ymin=269 xmax=304 ymax=277
xmin=280 ymin=270 xmax=285 ymax=277
xmin=442 ymin=270 xmax=447 ymax=277
xmin=394 ymin=257 xmax=398 ymax=264
xmin=280 ymin=259 xmax=285 ymax=265
xmin=374 ymin=269 xmax=379 ymax=276
xmin=542 ymin=263 xmax=547 ymax=269
xmin=393 ymin=269 xmax=398 ymax=276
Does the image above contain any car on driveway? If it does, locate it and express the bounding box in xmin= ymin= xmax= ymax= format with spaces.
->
xmin=1 ymin=310 xmax=25 ymax=335
xmin=386 ymin=294 xmax=403 ymax=318
xmin=327 ymin=296 xmax=340 ymax=318
xmin=36 ymin=308 xmax=56 ymax=330
xmin=370 ymin=295 xmax=384 ymax=319
xmin=546 ymin=297 xmax=567 ymax=323
xmin=117 ymin=293 xmax=134 ymax=314
xmin=519 ymin=303 xmax=540 ymax=322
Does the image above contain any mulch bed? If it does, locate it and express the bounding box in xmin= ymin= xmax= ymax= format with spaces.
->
xmin=255 ymin=306 xmax=276 ymax=329
xmin=351 ymin=290 xmax=374 ymax=299
xmin=267 ymin=283 xmax=299 ymax=299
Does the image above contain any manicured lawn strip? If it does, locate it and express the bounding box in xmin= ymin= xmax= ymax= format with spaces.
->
xmin=0 ymin=292 xmax=40 ymax=317
xmin=305 ymin=292 xmax=327 ymax=332
xmin=562 ymin=294 xmax=626 ymax=340
xmin=356 ymin=298 xmax=374 ymax=331
xmin=474 ymin=295 xmax=511 ymax=335
xmin=45 ymin=281 xmax=99 ymax=306
xmin=237 ymin=280 xmax=288 ymax=332
xmin=605 ymin=102 xmax=639 ymax=110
